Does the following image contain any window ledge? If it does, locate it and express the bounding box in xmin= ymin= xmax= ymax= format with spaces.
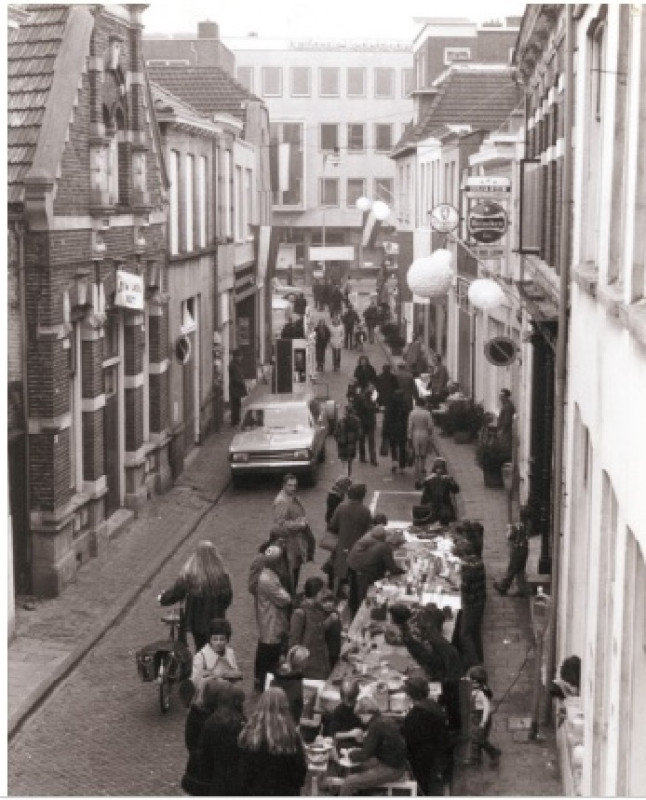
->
xmin=572 ymin=262 xmax=598 ymax=298
xmin=597 ymin=282 xmax=625 ymax=322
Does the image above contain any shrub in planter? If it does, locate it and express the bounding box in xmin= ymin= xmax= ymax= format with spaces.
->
xmin=475 ymin=436 xmax=511 ymax=487
xmin=446 ymin=400 xmax=485 ymax=442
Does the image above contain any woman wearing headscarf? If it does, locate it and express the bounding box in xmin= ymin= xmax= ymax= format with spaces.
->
xmin=238 ymin=687 xmax=308 ymax=796
xmin=417 ymin=457 xmax=460 ymax=525
xmin=160 ymin=541 xmax=233 ymax=651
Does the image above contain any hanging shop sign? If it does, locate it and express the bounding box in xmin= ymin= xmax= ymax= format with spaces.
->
xmin=114 ymin=270 xmax=144 ymax=310
xmin=484 ymin=336 xmax=517 ymax=367
xmin=465 ymin=176 xmax=511 ymax=198
xmin=429 ymin=203 xmax=460 ymax=233
xmin=468 ymin=201 xmax=508 ymax=244
xmin=175 ymin=334 xmax=192 ymax=365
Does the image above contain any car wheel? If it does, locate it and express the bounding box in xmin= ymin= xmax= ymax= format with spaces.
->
xmin=230 ymin=473 xmax=244 ymax=489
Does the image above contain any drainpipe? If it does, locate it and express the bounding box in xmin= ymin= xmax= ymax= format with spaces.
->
xmin=545 ymin=3 xmax=574 ymax=723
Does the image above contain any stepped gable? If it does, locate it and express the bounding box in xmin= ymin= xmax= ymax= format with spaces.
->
xmin=147 ymin=63 xmax=262 ymax=123
xmin=7 ymin=4 xmax=71 ymax=205
xmin=393 ymin=66 xmax=522 ymax=156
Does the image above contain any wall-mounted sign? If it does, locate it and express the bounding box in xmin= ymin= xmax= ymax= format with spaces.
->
xmin=465 ymin=176 xmax=511 ymax=197
xmin=484 ymin=336 xmax=517 ymax=367
xmin=114 ymin=270 xmax=144 ymax=310
xmin=175 ymin=334 xmax=192 ymax=365
xmin=468 ymin=201 xmax=508 ymax=244
xmin=429 ymin=203 xmax=459 ymax=233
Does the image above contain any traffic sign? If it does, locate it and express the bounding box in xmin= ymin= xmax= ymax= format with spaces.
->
xmin=468 ymin=200 xmax=508 ymax=244
xmin=484 ymin=336 xmax=517 ymax=366
xmin=429 ymin=203 xmax=459 ymax=233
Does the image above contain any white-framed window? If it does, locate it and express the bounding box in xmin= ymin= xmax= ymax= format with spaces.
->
xmin=402 ymin=68 xmax=414 ymax=97
xmin=374 ymin=67 xmax=394 ymax=98
xmin=185 ymin=153 xmax=194 ymax=252
xmin=375 ymin=123 xmax=394 ymax=152
xmin=347 ymin=67 xmax=365 ymax=97
xmin=270 ymin=121 xmax=305 ymax=207
xmin=347 ymin=178 xmax=366 ymax=207
xmin=319 ymin=67 xmax=339 ymax=96
xmin=237 ymin=65 xmax=253 ymax=91
xmin=347 ymin=123 xmax=365 ymax=152
xmin=224 ymin=149 xmax=233 ymax=239
xmin=169 ymin=149 xmax=180 ymax=255
xmin=245 ymin=167 xmax=253 ymax=237
xmin=235 ymin=164 xmax=244 ymax=240
xmin=374 ymin=178 xmax=394 ymax=204
xmin=320 ymin=178 xmax=339 ymax=206
xmin=291 ymin=66 xmax=310 ymax=96
xmin=262 ymin=66 xmax=282 ymax=96
xmin=320 ymin=123 xmax=339 ymax=152
xmin=444 ymin=47 xmax=471 ymax=65
xmin=198 ymin=155 xmax=207 ymax=248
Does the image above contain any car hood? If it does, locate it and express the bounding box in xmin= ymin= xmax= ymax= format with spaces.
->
xmin=229 ymin=428 xmax=313 ymax=452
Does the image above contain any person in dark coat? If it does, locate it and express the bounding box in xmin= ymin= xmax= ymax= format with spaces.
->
xmin=334 ymin=403 xmax=362 ymax=476
xmin=375 ymin=364 xmax=399 ymax=409
xmin=353 ymin=355 xmax=378 ymax=389
xmin=382 ymin=388 xmax=410 ymax=473
xmin=228 ymin=350 xmax=247 ymax=428
xmin=322 ymin=678 xmax=362 ymax=738
xmin=160 ymin=540 xmax=233 ymax=651
xmin=347 ymin=526 xmax=405 ymax=614
xmin=342 ymin=305 xmax=360 ymax=349
xmin=395 ymin=362 xmax=416 ymax=411
xmin=281 ymin=314 xmax=304 ymax=339
xmin=321 ymin=475 xmax=353 ymax=588
xmin=458 ymin=542 xmax=487 ymax=669
xmin=313 ymin=318 xmax=331 ymax=371
xmin=363 ymin=300 xmax=379 ymax=343
xmin=327 ymin=483 xmax=372 ymax=596
xmin=238 ymin=687 xmax=308 ymax=796
xmin=181 ymin=677 xmax=223 ymax=796
xmin=288 ymin=576 xmax=339 ymax=680
xmin=200 ymin=680 xmax=246 ymax=796
xmin=270 ymin=644 xmax=309 ymax=723
xmin=496 ymin=388 xmax=516 ymax=451
xmin=416 ymin=457 xmax=460 ymax=525
xmin=403 ymin=675 xmax=452 ymax=796
xmin=353 ymin=383 xmax=379 ymax=466
xmin=292 ymin=292 xmax=307 ymax=316
xmin=329 ymin=284 xmax=344 ymax=317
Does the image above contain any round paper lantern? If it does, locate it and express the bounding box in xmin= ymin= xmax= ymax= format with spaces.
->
xmin=372 ymin=200 xmax=391 ymax=221
xmin=406 ymin=249 xmax=454 ymax=298
xmin=467 ymin=278 xmax=506 ymax=311
xmin=355 ymin=196 xmax=372 ymax=213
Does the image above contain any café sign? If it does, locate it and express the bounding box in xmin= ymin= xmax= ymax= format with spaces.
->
xmin=114 ymin=270 xmax=144 ymax=310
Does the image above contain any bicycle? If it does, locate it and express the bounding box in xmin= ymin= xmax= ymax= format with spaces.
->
xmin=135 ymin=606 xmax=192 ymax=713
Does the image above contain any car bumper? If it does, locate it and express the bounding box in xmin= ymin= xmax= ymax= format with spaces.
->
xmin=230 ymin=460 xmax=314 ymax=474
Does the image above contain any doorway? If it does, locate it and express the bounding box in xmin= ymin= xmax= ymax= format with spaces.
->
xmin=103 ymin=364 xmax=120 ymax=518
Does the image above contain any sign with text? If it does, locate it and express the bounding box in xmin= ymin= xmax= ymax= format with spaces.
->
xmin=114 ymin=270 xmax=144 ymax=310
xmin=468 ymin=201 xmax=508 ymax=244
xmin=465 ymin=176 xmax=511 ymax=198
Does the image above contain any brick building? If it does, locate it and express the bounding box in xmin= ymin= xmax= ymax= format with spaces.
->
xmin=8 ymin=5 xmax=169 ymax=596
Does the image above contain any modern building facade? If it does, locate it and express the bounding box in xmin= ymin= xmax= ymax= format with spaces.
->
xmin=229 ymin=35 xmax=415 ymax=281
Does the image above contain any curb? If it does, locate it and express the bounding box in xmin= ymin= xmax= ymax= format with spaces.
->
xmin=9 ymin=469 xmax=232 ymax=740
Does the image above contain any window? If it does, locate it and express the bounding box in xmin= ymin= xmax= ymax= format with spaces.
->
xmin=270 ymin=121 xmax=304 ymax=207
xmin=262 ymin=66 xmax=282 ymax=96
xmin=320 ymin=123 xmax=339 ymax=152
xmin=237 ymin=66 xmax=253 ymax=92
xmin=169 ymin=149 xmax=180 ymax=255
xmin=235 ymin=164 xmax=244 ymax=240
xmin=347 ymin=123 xmax=365 ymax=152
xmin=416 ymin=52 xmax=426 ymax=89
xmin=347 ymin=178 xmax=366 ymax=207
xmin=444 ymin=47 xmax=471 ymax=65
xmin=185 ymin=154 xmax=194 ymax=251
xmin=375 ymin=123 xmax=394 ymax=152
xmin=319 ymin=67 xmax=339 ymax=96
xmin=198 ymin=155 xmax=207 ymax=247
xmin=402 ymin=68 xmax=414 ymax=97
xmin=320 ymin=178 xmax=339 ymax=206
xmin=374 ymin=67 xmax=394 ymax=98
xmin=290 ymin=66 xmax=310 ymax=96
xmin=245 ymin=168 xmax=253 ymax=236
xmin=224 ymin=149 xmax=233 ymax=239
xmin=374 ymin=178 xmax=393 ymax=204
xmin=347 ymin=67 xmax=365 ymax=96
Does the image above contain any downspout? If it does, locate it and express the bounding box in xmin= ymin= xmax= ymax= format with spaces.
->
xmin=546 ymin=3 xmax=574 ymax=722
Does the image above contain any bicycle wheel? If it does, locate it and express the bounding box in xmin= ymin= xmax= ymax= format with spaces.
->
xmin=158 ymin=655 xmax=172 ymax=713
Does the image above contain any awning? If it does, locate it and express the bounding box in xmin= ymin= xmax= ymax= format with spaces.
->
xmin=516 ymin=279 xmax=559 ymax=322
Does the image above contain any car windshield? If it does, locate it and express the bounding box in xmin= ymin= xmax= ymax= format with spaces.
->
xmin=242 ymin=407 xmax=310 ymax=430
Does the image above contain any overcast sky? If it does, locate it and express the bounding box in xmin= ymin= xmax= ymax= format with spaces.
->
xmin=142 ymin=1 xmax=527 ymax=41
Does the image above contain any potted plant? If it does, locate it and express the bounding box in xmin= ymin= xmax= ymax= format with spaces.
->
xmin=475 ymin=436 xmax=512 ymax=487
xmin=446 ymin=399 xmax=485 ymax=443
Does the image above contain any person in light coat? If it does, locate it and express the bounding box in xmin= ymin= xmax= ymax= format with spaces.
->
xmin=253 ymin=545 xmax=292 ymax=692
xmin=407 ymin=397 xmax=435 ymax=479
xmin=329 ymin=314 xmax=345 ymax=371
xmin=273 ymin=474 xmax=315 ymax=592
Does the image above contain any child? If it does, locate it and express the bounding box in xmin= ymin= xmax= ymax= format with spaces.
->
xmin=354 ymin=321 xmax=367 ymax=352
xmin=493 ymin=519 xmax=530 ymax=597
xmin=464 ymin=665 xmax=501 ymax=767
xmin=271 ymin=644 xmax=310 ymax=723
xmin=191 ymin=618 xmax=240 ymax=690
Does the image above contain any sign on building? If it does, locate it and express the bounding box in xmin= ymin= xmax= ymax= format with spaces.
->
xmin=465 ymin=176 xmax=511 ymax=198
xmin=114 ymin=270 xmax=144 ymax=310
xmin=467 ymin=201 xmax=508 ymax=244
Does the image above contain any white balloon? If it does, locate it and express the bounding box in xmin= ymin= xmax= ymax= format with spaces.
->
xmin=355 ymin=196 xmax=372 ymax=212
xmin=467 ymin=278 xmax=506 ymax=310
xmin=406 ymin=250 xmax=454 ymax=298
xmin=372 ymin=200 xmax=391 ymax=221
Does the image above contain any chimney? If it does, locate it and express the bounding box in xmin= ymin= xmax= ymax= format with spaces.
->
xmin=198 ymin=20 xmax=219 ymax=39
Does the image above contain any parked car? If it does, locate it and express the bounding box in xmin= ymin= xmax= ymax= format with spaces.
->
xmin=229 ymin=391 xmax=337 ymax=488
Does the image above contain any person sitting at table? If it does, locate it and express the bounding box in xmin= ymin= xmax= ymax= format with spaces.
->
xmin=321 ymin=678 xmax=362 ymax=739
xmin=403 ymin=674 xmax=452 ymax=796
xmin=416 ymin=457 xmax=460 ymax=525
xmin=340 ymin=696 xmax=408 ymax=795
xmin=347 ymin=526 xmax=406 ymax=615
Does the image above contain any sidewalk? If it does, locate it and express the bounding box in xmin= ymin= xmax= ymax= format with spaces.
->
xmin=377 ymin=334 xmax=561 ymax=795
xmin=7 ymin=379 xmax=269 ymax=739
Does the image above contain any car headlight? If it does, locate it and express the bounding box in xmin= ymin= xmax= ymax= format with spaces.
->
xmin=292 ymin=449 xmax=310 ymax=460
xmin=231 ymin=452 xmax=249 ymax=463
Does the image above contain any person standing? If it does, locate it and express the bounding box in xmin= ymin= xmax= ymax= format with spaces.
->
xmin=190 ymin=618 xmax=240 ymax=690
xmin=404 ymin=332 xmax=429 ymax=377
xmin=313 ymin=318 xmax=331 ymax=372
xmin=375 ymin=364 xmax=399 ymax=410
xmin=288 ymin=576 xmax=338 ymax=680
xmin=354 ymin=383 xmax=379 ymax=466
xmin=329 ymin=284 xmax=344 ymax=317
xmin=293 ymin=291 xmax=307 ymax=316
xmin=496 ymin=388 xmax=516 ymax=452
xmin=342 ymin=304 xmax=359 ymax=349
xmin=159 ymin=541 xmax=233 ymax=651
xmin=334 ymin=403 xmax=363 ymax=476
xmin=228 ymin=350 xmax=247 ymax=429
xmin=200 ymin=680 xmax=246 ymax=796
xmin=327 ymin=483 xmax=372 ymax=596
xmin=428 ymin=354 xmax=450 ymax=407
xmin=407 ymin=397 xmax=435 ymax=479
xmin=363 ymin=299 xmax=379 ymax=343
xmin=273 ymin=474 xmax=316 ymax=592
xmin=353 ymin=355 xmax=378 ymax=389
xmin=395 ymin=362 xmax=416 ymax=411
xmin=463 ymin=666 xmax=501 ymax=767
xmin=347 ymin=526 xmax=405 ymax=614
xmin=493 ymin=520 xmax=530 ymax=597
xmin=458 ymin=542 xmax=487 ymax=670
xmin=329 ymin=314 xmax=345 ymax=372
xmin=417 ymin=457 xmax=460 ymax=525
xmin=238 ymin=688 xmax=308 ymax=796
xmin=252 ymin=544 xmax=292 ymax=693
xmin=382 ymin=389 xmax=410 ymax=473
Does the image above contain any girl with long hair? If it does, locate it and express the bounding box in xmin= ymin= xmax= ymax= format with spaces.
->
xmin=200 ymin=680 xmax=246 ymax=796
xmin=238 ymin=687 xmax=307 ymax=796
xmin=160 ymin=540 xmax=233 ymax=651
